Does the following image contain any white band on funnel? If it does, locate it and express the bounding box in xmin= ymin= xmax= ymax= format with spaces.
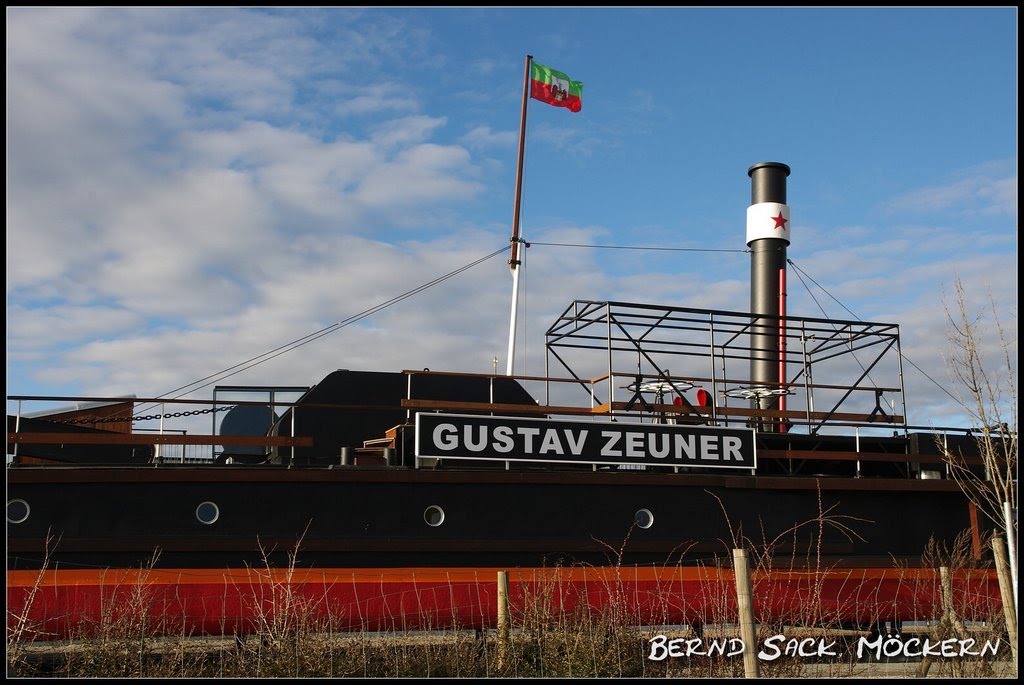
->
xmin=746 ymin=202 xmax=791 ymax=245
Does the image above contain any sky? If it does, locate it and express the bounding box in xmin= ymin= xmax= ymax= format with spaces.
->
xmin=6 ymin=7 xmax=1018 ymax=430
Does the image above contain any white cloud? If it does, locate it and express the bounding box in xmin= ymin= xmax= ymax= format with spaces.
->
xmin=885 ymin=162 xmax=1017 ymax=218
xmin=369 ymin=115 xmax=448 ymax=148
xmin=352 ymin=143 xmax=483 ymax=209
xmin=460 ymin=125 xmax=517 ymax=149
xmin=5 ymin=8 xmax=492 ymax=399
xmin=331 ymin=83 xmax=421 ymax=116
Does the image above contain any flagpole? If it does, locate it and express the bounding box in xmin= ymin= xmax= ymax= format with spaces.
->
xmin=506 ymin=54 xmax=532 ymax=377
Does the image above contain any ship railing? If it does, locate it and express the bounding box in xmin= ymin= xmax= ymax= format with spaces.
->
xmin=6 ymin=394 xmax=313 ymax=465
xmin=7 ymin=384 xmax=996 ymax=478
xmin=397 ymin=368 xmax=908 ymax=433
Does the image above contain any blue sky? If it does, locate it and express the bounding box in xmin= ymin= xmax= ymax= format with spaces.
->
xmin=6 ymin=7 xmax=1017 ymax=428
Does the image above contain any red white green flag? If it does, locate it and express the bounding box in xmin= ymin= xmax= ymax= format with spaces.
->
xmin=530 ymin=61 xmax=583 ymax=112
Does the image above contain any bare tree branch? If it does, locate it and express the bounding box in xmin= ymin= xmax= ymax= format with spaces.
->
xmin=939 ymin=277 xmax=1017 ymax=543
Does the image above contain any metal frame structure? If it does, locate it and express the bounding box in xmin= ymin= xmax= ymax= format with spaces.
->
xmin=544 ymin=300 xmax=908 ymax=435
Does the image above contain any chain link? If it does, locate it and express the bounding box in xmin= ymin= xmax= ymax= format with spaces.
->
xmin=57 ymin=404 xmax=236 ymax=425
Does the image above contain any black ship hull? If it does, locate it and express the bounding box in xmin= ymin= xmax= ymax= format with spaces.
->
xmin=7 ymin=464 xmax=984 ymax=572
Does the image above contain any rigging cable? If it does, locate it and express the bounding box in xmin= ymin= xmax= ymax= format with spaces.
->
xmin=145 ymin=245 xmax=509 ymax=406
xmin=529 ymin=241 xmax=748 ymax=254
xmin=787 ymin=259 xmax=961 ymax=406
xmin=787 ymin=259 xmax=862 ymax=322
xmin=504 ymin=241 xmax=745 ymax=374
xmin=146 ymin=239 xmax=958 ymax=410
xmin=155 ymin=241 xmax=741 ymax=405
xmin=786 ymin=259 xmax=883 ymax=392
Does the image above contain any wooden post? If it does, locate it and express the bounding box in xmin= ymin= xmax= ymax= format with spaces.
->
xmin=919 ymin=566 xmax=970 ymax=677
xmin=733 ymin=548 xmax=760 ymax=678
xmin=497 ymin=570 xmax=510 ymax=670
xmin=993 ymin=537 xmax=1018 ymax=669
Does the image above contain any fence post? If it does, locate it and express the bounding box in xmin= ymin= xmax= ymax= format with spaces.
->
xmin=993 ymin=537 xmax=1018 ymax=669
xmin=497 ymin=570 xmax=510 ymax=670
xmin=733 ymin=548 xmax=760 ymax=678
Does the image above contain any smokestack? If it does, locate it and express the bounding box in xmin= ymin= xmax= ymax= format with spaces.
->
xmin=746 ymin=162 xmax=790 ymax=426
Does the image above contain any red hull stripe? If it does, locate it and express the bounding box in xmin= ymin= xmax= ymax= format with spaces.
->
xmin=5 ymin=565 xmax=1000 ymax=586
xmin=8 ymin=566 xmax=1002 ymax=640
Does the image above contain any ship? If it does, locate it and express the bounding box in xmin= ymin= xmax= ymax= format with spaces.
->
xmin=6 ymin=163 xmax=1004 ymax=640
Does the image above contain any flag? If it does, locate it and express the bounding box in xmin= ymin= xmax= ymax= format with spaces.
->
xmin=530 ymin=61 xmax=583 ymax=112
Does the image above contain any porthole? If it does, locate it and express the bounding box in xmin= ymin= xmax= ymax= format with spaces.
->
xmin=7 ymin=499 xmax=30 ymax=524
xmin=634 ymin=508 xmax=654 ymax=529
xmin=424 ymin=505 xmax=445 ymax=527
xmin=196 ymin=501 xmax=220 ymax=525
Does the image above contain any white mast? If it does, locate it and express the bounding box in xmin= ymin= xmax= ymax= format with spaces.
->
xmin=506 ymin=54 xmax=532 ymax=376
